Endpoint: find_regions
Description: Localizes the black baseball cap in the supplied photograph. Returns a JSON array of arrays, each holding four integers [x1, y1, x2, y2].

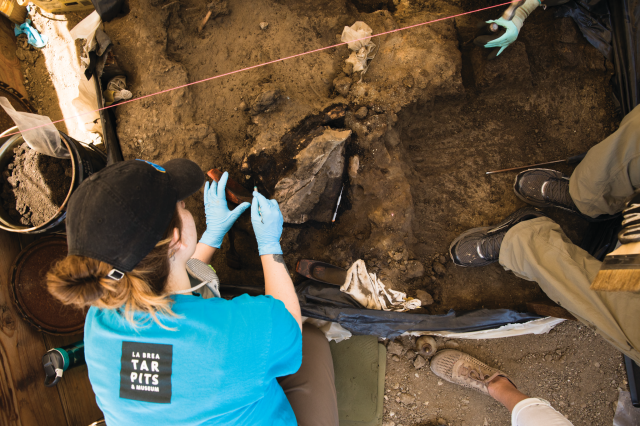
[[66, 159, 205, 272]]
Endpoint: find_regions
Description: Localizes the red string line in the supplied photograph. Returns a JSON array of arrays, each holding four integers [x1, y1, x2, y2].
[[3, 1, 513, 138]]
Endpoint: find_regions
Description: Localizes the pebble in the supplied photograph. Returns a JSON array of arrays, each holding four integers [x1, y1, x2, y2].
[[439, 255, 446, 264], [398, 393, 415, 405], [444, 341, 460, 349], [432, 262, 446, 276], [239, 101, 248, 111], [545, 354, 553, 362], [355, 106, 368, 120], [388, 342, 404, 356], [437, 380, 443, 386], [413, 355, 426, 369], [392, 382, 399, 390], [437, 418, 446, 425], [259, 22, 269, 29], [594, 362, 600, 368]]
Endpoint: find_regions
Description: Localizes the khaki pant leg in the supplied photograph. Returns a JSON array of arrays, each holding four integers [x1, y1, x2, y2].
[[499, 217, 640, 364], [278, 324, 339, 426], [569, 104, 640, 216]]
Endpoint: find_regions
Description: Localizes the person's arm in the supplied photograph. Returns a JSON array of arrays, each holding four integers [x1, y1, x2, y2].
[[252, 191, 302, 330], [192, 243, 216, 264], [262, 254, 302, 330]]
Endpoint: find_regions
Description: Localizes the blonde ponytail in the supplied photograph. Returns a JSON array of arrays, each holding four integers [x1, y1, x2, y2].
[[47, 208, 183, 329]]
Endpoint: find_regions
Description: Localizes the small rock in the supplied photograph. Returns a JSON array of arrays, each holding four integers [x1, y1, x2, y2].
[[382, 422, 395, 426], [392, 251, 403, 261], [414, 355, 426, 369], [399, 393, 415, 405], [594, 362, 600, 368], [239, 101, 248, 111], [406, 260, 425, 278], [437, 380, 443, 386], [402, 75, 414, 88], [333, 75, 352, 96], [392, 382, 400, 390], [556, 350, 562, 355], [354, 106, 368, 120], [437, 418, 446, 425], [343, 62, 354, 76], [387, 342, 404, 356], [348, 155, 360, 179], [251, 90, 280, 115], [439, 255, 446, 265], [430, 276, 437, 282], [445, 341, 460, 349], [545, 354, 552, 362], [415, 289, 434, 306], [392, 355, 400, 362], [432, 262, 446, 276], [259, 22, 269, 30]]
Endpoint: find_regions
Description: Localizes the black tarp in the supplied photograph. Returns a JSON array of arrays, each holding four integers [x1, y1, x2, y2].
[[297, 281, 543, 339]]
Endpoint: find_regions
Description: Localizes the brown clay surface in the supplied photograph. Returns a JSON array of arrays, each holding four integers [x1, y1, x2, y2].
[[1, 142, 71, 226]]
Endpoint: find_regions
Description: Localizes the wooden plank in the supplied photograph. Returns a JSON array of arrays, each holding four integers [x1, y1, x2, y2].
[[0, 15, 28, 98], [0, 229, 68, 425], [42, 333, 104, 426]]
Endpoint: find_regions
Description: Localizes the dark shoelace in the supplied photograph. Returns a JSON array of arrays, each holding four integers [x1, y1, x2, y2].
[[477, 233, 505, 261], [543, 178, 577, 210]]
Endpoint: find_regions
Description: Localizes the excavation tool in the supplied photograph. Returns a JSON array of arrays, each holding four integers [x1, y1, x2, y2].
[[485, 153, 586, 175], [590, 189, 640, 293]]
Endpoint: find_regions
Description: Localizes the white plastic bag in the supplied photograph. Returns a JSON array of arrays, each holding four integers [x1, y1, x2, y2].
[[70, 10, 101, 40], [341, 21, 373, 50], [72, 77, 101, 133], [0, 98, 69, 158], [341, 22, 376, 74], [70, 11, 102, 54]]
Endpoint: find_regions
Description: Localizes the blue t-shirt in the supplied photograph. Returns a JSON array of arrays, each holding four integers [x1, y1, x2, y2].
[[84, 294, 302, 425]]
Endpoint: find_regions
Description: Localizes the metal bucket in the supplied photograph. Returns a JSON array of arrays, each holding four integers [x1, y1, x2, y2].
[[10, 235, 86, 335], [0, 126, 106, 234]]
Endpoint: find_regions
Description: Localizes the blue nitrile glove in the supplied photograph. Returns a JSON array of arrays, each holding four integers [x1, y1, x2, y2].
[[251, 191, 283, 256], [199, 172, 250, 248], [483, 18, 518, 57]]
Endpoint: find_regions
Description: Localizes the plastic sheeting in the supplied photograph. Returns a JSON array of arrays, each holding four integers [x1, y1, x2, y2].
[[555, 0, 639, 116], [297, 280, 543, 340], [609, 0, 640, 116]]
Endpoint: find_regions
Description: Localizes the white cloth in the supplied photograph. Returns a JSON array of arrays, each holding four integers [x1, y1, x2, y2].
[[340, 259, 421, 312], [512, 398, 574, 426]]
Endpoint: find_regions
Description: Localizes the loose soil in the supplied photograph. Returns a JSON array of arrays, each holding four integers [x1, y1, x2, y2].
[[20, 0, 629, 424], [1, 142, 71, 226]]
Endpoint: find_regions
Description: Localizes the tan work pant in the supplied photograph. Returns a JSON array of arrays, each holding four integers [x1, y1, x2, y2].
[[499, 104, 640, 364]]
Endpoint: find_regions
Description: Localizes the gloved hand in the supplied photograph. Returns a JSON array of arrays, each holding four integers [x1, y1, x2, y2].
[[483, 18, 518, 57], [199, 172, 250, 249], [480, 0, 540, 57], [251, 191, 283, 256]]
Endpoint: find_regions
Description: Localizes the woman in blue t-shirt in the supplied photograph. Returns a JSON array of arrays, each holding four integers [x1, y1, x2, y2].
[[47, 159, 338, 425]]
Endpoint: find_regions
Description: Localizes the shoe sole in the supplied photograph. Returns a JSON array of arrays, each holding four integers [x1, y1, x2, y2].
[[449, 208, 544, 267]]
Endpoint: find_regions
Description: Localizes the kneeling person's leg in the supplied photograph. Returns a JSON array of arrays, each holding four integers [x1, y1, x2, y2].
[[278, 323, 339, 426], [499, 217, 640, 363]]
